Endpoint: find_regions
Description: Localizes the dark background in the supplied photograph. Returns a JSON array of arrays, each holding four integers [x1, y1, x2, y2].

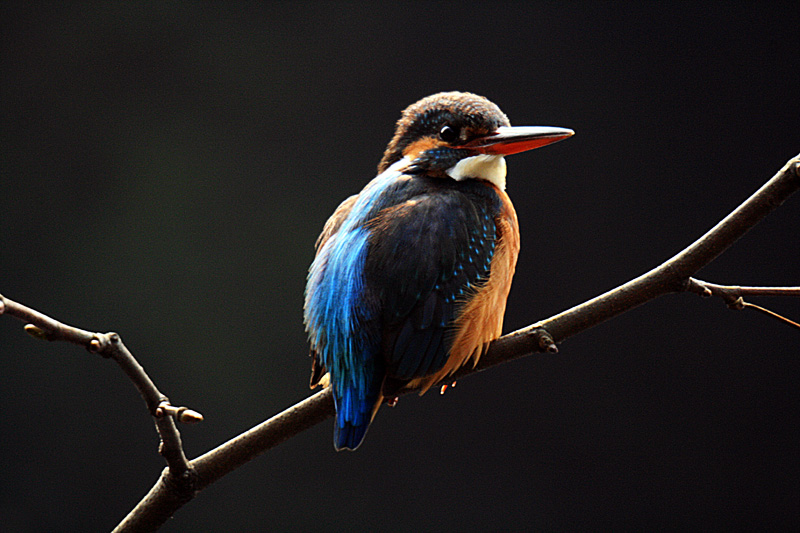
[[1, 2, 798, 531]]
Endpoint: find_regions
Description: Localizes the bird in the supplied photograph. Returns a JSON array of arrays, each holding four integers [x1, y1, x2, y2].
[[304, 91, 573, 450]]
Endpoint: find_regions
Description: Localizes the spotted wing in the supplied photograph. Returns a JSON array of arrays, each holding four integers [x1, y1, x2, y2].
[[364, 186, 500, 383]]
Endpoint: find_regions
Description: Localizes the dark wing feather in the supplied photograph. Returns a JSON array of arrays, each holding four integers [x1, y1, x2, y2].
[[364, 187, 498, 381]]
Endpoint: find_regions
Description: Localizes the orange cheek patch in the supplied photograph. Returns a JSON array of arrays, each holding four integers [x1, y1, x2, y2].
[[402, 136, 445, 160]]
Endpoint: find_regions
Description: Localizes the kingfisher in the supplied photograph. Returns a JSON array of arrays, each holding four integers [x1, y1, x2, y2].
[[304, 91, 573, 450]]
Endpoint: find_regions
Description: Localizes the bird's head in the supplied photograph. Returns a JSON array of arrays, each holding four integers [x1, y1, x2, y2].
[[378, 91, 573, 190]]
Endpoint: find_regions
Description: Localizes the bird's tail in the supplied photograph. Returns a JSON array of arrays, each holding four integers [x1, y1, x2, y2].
[[333, 381, 383, 451], [334, 417, 370, 451]]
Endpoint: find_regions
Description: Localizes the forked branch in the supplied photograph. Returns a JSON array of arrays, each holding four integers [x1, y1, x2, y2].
[[687, 278, 800, 329], [0, 295, 201, 479]]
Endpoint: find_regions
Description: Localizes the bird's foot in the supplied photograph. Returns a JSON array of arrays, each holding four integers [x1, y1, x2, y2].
[[440, 381, 457, 395], [317, 372, 331, 389]]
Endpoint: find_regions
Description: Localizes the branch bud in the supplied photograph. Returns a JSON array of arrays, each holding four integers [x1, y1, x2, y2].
[[24, 324, 50, 341]]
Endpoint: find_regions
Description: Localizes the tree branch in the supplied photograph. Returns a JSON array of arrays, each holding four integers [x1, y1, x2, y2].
[[687, 278, 800, 302], [686, 278, 800, 329], [0, 295, 201, 479], [4, 154, 798, 532], [472, 153, 800, 373]]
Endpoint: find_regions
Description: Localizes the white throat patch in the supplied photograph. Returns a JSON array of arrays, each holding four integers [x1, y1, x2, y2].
[[446, 154, 507, 190]]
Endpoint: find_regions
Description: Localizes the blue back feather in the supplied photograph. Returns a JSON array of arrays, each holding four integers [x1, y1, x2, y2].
[[304, 166, 405, 450]]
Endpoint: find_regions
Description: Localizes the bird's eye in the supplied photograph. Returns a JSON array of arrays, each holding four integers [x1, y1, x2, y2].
[[438, 124, 459, 143]]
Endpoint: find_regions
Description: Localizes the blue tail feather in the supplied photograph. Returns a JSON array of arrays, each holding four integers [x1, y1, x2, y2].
[[333, 389, 375, 450], [333, 371, 383, 451], [334, 418, 371, 451]]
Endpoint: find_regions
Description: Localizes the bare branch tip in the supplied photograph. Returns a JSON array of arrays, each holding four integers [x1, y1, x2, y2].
[[741, 301, 800, 331], [180, 409, 204, 424]]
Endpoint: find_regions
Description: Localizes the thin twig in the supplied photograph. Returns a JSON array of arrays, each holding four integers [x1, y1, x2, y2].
[[686, 278, 800, 329], [0, 294, 199, 479], [741, 301, 800, 330], [687, 278, 800, 302]]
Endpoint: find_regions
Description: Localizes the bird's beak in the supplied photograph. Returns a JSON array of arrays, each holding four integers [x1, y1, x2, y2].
[[463, 126, 574, 156]]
